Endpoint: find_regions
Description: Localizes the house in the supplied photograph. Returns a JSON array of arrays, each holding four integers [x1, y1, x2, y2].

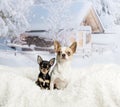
[[67, 1, 104, 51], [73, 2, 104, 34], [26, 1, 105, 54], [6, 32, 54, 52]]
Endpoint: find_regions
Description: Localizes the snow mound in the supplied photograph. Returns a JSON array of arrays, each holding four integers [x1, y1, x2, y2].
[[0, 64, 120, 107]]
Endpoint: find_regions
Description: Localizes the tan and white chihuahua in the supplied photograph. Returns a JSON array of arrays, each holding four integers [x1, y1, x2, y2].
[[50, 41, 77, 90]]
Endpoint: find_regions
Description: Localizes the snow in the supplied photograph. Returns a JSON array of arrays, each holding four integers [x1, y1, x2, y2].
[[0, 35, 120, 107], [1, 31, 120, 107], [0, 0, 34, 37], [87, 0, 117, 29], [1, 0, 120, 106], [1, 62, 120, 107], [1, 17, 120, 106], [0, 51, 36, 67]]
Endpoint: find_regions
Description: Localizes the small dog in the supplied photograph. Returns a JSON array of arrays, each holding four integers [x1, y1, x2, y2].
[[50, 41, 77, 90], [36, 55, 55, 90]]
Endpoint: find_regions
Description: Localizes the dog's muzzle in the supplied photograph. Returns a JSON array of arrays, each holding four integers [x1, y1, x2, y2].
[[62, 54, 66, 59]]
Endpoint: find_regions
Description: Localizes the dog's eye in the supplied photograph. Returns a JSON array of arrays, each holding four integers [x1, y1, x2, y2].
[[57, 51, 61, 55], [40, 65, 44, 68], [67, 51, 71, 56]]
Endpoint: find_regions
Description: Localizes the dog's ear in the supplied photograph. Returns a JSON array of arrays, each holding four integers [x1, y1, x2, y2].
[[54, 41, 61, 52], [49, 58, 55, 66], [69, 42, 77, 53], [37, 55, 43, 64]]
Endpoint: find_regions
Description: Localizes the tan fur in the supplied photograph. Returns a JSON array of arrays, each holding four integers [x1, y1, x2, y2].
[[45, 80, 50, 83], [50, 41, 77, 90], [39, 78, 44, 82], [40, 68, 49, 75], [54, 41, 61, 52], [49, 58, 55, 66], [55, 41, 77, 62], [39, 78, 50, 83], [54, 78, 68, 89], [38, 78, 50, 86], [69, 42, 77, 53], [54, 41, 77, 55], [65, 47, 73, 55]]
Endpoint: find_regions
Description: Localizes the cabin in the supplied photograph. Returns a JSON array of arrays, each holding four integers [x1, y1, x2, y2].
[[25, 1, 105, 54], [66, 1, 104, 54]]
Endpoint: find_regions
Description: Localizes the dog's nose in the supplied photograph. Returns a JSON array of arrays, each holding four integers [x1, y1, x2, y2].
[[62, 54, 66, 58]]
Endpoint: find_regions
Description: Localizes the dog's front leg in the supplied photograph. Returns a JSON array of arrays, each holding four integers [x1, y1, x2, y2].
[[35, 79, 39, 86]]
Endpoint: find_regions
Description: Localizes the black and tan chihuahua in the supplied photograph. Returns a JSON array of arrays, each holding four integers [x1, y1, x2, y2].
[[36, 55, 55, 90]]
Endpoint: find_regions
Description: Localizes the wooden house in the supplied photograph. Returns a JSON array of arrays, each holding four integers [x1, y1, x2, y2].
[[26, 1, 104, 54]]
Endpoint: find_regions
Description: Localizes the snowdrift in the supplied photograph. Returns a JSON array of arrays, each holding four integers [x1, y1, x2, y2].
[[0, 64, 120, 107]]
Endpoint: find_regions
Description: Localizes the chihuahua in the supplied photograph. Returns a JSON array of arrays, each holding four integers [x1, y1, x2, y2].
[[36, 55, 55, 90], [50, 41, 77, 90]]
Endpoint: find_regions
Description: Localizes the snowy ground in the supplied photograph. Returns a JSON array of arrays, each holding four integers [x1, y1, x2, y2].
[[1, 55, 120, 107], [0, 33, 120, 107], [1, 0, 120, 106]]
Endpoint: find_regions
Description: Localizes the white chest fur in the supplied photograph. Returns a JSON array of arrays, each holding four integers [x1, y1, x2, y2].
[[52, 61, 72, 81]]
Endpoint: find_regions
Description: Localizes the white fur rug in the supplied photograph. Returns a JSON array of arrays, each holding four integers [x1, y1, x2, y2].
[[0, 64, 120, 107]]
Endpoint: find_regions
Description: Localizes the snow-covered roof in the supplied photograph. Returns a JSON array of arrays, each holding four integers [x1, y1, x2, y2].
[[69, 1, 92, 25], [27, 1, 102, 31]]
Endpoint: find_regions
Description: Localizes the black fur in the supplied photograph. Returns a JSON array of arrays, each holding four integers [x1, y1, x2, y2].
[[36, 56, 55, 90], [36, 73, 50, 89]]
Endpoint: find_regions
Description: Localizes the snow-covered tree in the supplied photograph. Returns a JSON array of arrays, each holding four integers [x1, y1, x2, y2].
[[87, 0, 118, 28], [0, 0, 34, 37]]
